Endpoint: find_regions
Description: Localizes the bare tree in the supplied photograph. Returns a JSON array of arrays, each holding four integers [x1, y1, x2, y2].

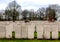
[[22, 10, 29, 20], [46, 7, 56, 21], [5, 1, 21, 21]]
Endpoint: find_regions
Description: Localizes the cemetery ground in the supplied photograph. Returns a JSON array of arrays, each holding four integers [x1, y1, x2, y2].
[[0, 39, 60, 42]]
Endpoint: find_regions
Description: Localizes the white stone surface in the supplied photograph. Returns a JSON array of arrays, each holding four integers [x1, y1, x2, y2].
[[28, 22, 35, 39], [51, 24, 58, 39], [21, 22, 28, 38], [36, 23, 43, 39], [44, 24, 51, 39], [6, 22, 13, 38], [0, 21, 59, 39], [14, 22, 22, 38], [0, 22, 6, 38]]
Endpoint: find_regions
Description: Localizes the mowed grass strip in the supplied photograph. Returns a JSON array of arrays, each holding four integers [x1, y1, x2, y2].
[[0, 39, 60, 42]]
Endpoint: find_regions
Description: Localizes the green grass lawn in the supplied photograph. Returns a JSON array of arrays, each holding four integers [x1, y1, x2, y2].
[[0, 39, 60, 42], [58, 32, 60, 39]]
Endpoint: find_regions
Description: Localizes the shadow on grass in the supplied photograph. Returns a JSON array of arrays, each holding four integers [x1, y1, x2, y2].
[[0, 38, 60, 40]]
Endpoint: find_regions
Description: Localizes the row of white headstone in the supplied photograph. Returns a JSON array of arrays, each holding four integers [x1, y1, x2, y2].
[[0, 21, 60, 39]]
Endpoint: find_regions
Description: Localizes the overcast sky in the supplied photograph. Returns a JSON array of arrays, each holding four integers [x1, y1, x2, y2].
[[0, 0, 60, 11]]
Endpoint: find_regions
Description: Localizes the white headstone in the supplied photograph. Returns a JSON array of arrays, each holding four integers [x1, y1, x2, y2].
[[28, 22, 35, 39], [21, 22, 28, 38], [6, 22, 13, 38], [44, 24, 51, 39], [36, 23, 43, 39], [14, 22, 22, 38], [51, 24, 58, 39]]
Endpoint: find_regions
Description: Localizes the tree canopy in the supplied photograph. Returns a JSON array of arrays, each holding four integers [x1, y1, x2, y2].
[[5, 1, 21, 21]]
